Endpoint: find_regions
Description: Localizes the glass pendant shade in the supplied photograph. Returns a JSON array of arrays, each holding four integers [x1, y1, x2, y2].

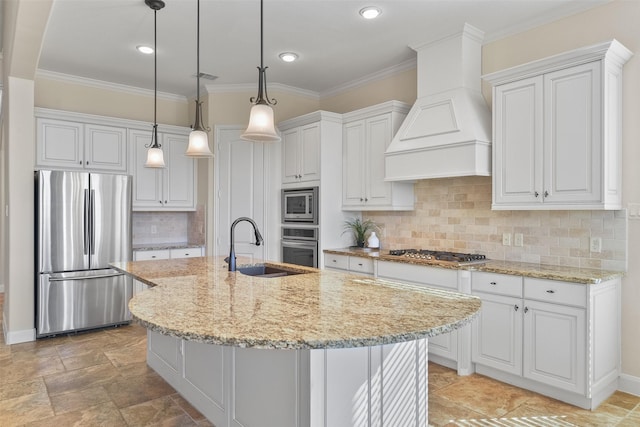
[[241, 103, 280, 142], [186, 129, 213, 157], [145, 146, 165, 168]]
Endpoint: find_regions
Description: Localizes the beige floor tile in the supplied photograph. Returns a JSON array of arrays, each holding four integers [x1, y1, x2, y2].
[[0, 354, 66, 383], [104, 371, 177, 409], [104, 340, 148, 367], [48, 385, 112, 415], [60, 348, 111, 371], [120, 395, 197, 426], [44, 362, 121, 395], [170, 393, 207, 421], [605, 391, 640, 411], [0, 377, 47, 402], [434, 373, 535, 418], [428, 394, 486, 426], [0, 390, 54, 427], [428, 362, 464, 391], [23, 401, 127, 427]]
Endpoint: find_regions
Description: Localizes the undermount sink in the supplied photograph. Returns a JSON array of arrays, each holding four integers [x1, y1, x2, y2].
[[237, 264, 306, 278]]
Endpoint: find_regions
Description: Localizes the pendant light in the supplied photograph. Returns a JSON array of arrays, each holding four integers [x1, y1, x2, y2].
[[240, 0, 281, 142], [144, 0, 166, 168], [185, 0, 214, 157]]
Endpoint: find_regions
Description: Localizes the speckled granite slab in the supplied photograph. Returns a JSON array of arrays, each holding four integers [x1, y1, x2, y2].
[[132, 243, 204, 251], [324, 248, 624, 284], [111, 257, 481, 350]]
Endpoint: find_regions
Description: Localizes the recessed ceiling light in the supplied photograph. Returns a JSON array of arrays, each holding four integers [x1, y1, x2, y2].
[[136, 45, 154, 55], [279, 52, 298, 63], [359, 6, 381, 20]]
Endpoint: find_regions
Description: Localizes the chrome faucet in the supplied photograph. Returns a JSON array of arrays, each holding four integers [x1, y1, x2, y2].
[[228, 217, 264, 272]]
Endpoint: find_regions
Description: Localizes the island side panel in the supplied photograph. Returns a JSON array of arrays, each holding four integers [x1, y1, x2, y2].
[[147, 330, 429, 427]]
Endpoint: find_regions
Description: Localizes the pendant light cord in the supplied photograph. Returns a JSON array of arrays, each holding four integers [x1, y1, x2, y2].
[[196, 0, 200, 103]]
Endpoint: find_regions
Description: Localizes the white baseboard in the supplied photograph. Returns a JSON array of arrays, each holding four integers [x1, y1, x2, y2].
[[619, 373, 640, 397], [2, 311, 36, 345]]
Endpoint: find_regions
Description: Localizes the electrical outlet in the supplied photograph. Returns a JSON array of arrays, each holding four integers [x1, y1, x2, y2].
[[590, 237, 602, 253], [151, 225, 158, 235], [514, 233, 524, 247], [502, 233, 512, 246]]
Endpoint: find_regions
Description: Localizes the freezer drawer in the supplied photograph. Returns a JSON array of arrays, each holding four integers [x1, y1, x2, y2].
[[37, 269, 133, 337]]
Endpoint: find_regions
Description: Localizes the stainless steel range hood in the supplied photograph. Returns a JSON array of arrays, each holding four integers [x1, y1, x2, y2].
[[385, 23, 492, 181]]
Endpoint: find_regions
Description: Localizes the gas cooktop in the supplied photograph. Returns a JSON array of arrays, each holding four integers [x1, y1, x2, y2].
[[387, 249, 488, 265]]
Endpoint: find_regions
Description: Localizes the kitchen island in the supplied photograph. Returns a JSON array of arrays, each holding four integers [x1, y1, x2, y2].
[[112, 256, 481, 427]]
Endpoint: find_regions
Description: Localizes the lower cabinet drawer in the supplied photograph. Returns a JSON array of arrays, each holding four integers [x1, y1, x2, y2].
[[348, 257, 374, 275], [170, 247, 204, 259], [324, 254, 349, 270], [472, 271, 523, 297], [134, 249, 171, 261], [524, 278, 587, 307]]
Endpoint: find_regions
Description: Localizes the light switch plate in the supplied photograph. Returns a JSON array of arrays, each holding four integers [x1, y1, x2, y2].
[[502, 233, 512, 246], [590, 237, 602, 253], [514, 233, 524, 247]]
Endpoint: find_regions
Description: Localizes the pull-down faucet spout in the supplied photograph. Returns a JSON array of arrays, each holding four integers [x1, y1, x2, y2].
[[228, 217, 264, 272]]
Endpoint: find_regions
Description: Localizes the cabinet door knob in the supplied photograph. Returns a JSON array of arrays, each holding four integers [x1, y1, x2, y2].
[[79, 160, 83, 165], [544, 191, 549, 198], [159, 201, 163, 204], [86, 161, 89, 165], [164, 200, 168, 204], [534, 191, 539, 198], [360, 198, 364, 202], [514, 304, 519, 311], [364, 198, 368, 202], [524, 307, 529, 313]]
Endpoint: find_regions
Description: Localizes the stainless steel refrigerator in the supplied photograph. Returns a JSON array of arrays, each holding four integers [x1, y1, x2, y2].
[[35, 170, 133, 337]]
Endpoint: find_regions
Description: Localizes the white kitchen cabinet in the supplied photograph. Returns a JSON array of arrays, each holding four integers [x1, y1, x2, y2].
[[130, 129, 197, 211], [132, 247, 204, 295], [471, 272, 523, 377], [36, 117, 127, 172], [472, 271, 620, 409], [324, 253, 374, 276], [376, 260, 471, 374], [342, 101, 414, 211], [485, 40, 631, 210], [281, 122, 321, 184]]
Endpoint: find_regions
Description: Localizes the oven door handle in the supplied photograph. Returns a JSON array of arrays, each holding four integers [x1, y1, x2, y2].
[[282, 240, 317, 247]]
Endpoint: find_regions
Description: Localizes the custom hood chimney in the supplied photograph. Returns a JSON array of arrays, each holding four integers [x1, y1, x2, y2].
[[385, 23, 492, 181]]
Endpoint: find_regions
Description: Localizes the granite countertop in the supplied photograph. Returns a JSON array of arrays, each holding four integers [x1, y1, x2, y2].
[[324, 248, 624, 284], [132, 243, 204, 251], [111, 256, 481, 350]]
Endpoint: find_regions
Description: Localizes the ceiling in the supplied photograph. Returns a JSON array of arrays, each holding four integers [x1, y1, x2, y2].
[[38, 0, 609, 98]]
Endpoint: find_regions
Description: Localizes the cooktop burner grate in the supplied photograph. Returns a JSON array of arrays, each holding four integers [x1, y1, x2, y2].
[[388, 249, 487, 264]]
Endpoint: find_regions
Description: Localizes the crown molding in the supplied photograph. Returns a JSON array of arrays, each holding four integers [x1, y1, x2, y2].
[[205, 82, 320, 100], [36, 69, 188, 103], [319, 57, 416, 99]]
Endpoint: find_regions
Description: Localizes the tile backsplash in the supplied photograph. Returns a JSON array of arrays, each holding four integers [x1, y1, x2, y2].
[[133, 205, 206, 246], [367, 177, 627, 271]]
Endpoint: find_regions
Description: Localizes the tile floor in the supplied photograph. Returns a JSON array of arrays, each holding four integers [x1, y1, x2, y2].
[[1, 293, 639, 426]]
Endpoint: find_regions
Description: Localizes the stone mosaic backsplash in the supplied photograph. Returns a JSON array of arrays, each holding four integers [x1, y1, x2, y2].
[[132, 205, 205, 246], [367, 176, 627, 271]]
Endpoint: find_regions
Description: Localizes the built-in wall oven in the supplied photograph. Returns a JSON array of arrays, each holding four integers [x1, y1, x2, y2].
[[281, 226, 318, 268]]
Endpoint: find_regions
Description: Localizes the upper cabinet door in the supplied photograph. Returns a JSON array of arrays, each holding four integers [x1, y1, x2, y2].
[[544, 62, 602, 205], [36, 118, 85, 170], [163, 133, 196, 209], [282, 128, 301, 184], [365, 114, 393, 207], [84, 124, 127, 172], [129, 129, 163, 209], [493, 76, 543, 206], [342, 120, 366, 208], [299, 123, 321, 182]]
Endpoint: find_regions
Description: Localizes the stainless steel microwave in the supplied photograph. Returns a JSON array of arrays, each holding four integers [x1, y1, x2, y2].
[[282, 187, 318, 224]]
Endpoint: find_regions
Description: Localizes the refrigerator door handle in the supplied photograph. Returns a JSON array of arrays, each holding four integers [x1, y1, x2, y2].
[[84, 189, 90, 255], [48, 272, 124, 282], [90, 189, 96, 255]]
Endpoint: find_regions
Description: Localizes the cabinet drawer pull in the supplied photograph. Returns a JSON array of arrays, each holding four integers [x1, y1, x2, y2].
[[358, 263, 363, 266], [546, 289, 555, 294], [332, 259, 337, 263], [490, 281, 497, 286], [151, 255, 156, 259], [514, 304, 519, 311]]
